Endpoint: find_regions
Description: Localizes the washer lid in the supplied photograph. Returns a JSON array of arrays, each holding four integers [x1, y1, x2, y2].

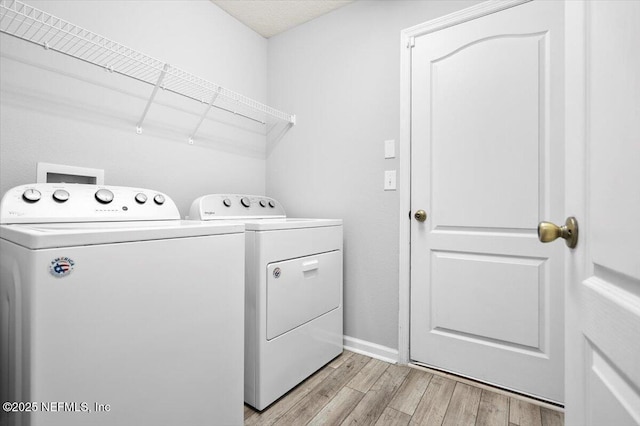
[[0, 220, 245, 249], [243, 218, 342, 231]]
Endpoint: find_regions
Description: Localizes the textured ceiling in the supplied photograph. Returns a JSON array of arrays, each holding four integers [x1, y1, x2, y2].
[[211, 0, 355, 38]]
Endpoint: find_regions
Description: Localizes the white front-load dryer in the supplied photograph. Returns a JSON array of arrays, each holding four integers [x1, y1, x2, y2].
[[189, 194, 343, 410], [0, 184, 245, 426]]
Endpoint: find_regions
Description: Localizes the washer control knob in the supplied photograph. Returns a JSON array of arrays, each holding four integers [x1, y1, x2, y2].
[[241, 197, 251, 208], [135, 193, 147, 204], [153, 194, 165, 205], [52, 189, 70, 203], [22, 188, 41, 203], [95, 189, 114, 204], [223, 198, 232, 207], [259, 200, 266, 207], [268, 200, 276, 208]]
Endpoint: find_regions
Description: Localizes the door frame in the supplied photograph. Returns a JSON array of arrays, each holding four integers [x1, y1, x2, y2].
[[563, 0, 587, 419], [397, 0, 532, 364]]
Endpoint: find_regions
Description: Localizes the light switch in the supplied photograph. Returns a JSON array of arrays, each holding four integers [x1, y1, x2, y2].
[[384, 170, 396, 191], [384, 140, 395, 159]]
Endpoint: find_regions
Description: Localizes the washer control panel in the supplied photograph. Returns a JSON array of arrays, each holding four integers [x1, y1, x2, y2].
[[189, 194, 286, 220], [0, 184, 180, 224]]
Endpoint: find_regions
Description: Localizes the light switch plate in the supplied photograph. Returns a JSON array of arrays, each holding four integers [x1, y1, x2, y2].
[[384, 170, 396, 190], [384, 139, 396, 159]]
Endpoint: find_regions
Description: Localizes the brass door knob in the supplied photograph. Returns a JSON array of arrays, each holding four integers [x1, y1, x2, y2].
[[538, 217, 578, 249], [414, 210, 427, 222]]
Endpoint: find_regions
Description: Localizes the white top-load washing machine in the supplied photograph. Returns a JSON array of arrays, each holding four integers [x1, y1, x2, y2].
[[188, 194, 343, 410], [0, 184, 245, 426]]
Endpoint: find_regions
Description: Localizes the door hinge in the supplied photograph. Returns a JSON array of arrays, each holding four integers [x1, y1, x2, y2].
[[407, 37, 415, 49]]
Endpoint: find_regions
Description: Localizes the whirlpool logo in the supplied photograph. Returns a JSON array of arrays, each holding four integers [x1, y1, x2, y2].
[[49, 257, 75, 278]]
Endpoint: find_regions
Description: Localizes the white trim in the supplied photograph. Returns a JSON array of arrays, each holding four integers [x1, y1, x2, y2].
[[402, 0, 531, 39], [343, 335, 399, 364], [564, 1, 588, 423], [397, 29, 412, 365], [397, 0, 533, 366]]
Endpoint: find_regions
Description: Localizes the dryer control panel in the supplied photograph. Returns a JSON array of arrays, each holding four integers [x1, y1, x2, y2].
[[189, 194, 286, 220], [0, 184, 180, 224]]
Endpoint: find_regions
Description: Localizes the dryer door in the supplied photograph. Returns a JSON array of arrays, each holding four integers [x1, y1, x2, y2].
[[266, 250, 341, 340]]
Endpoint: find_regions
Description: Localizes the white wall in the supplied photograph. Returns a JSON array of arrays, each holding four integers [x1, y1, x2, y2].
[[0, 0, 269, 215], [1, 0, 486, 354], [267, 0, 480, 350]]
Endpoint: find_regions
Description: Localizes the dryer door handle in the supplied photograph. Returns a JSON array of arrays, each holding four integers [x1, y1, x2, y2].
[[302, 260, 319, 272]]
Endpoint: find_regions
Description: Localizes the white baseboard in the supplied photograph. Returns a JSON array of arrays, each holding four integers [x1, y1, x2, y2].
[[343, 335, 399, 364]]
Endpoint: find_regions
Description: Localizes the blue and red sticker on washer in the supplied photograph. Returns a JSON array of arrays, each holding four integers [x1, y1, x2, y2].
[[49, 257, 75, 278]]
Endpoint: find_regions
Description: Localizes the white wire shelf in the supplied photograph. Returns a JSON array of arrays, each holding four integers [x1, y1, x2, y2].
[[0, 0, 296, 140]]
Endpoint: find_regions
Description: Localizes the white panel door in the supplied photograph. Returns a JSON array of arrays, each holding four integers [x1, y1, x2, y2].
[[565, 1, 640, 424], [410, 1, 565, 402]]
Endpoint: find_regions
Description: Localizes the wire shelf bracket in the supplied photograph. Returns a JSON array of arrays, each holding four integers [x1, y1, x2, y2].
[[189, 89, 221, 145], [136, 63, 169, 135], [0, 0, 297, 139]]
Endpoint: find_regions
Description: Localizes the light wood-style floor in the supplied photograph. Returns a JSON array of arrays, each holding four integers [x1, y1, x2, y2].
[[244, 351, 564, 426]]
